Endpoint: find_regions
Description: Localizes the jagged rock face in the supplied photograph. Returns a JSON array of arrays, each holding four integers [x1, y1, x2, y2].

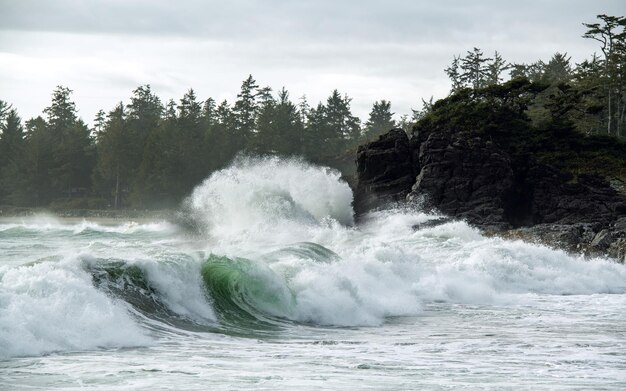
[[354, 128, 626, 260], [356, 128, 626, 228], [407, 130, 514, 229], [354, 129, 415, 212], [529, 170, 626, 226]]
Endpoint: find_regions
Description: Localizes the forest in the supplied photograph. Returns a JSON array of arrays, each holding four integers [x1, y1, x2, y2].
[[0, 14, 624, 210]]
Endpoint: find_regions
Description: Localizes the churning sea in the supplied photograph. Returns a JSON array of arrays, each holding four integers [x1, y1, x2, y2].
[[1, 157, 625, 390]]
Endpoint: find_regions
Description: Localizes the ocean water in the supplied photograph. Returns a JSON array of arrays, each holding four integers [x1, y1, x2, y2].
[[1, 157, 625, 390]]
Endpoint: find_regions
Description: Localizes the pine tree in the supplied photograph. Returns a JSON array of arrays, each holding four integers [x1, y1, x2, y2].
[[21, 117, 53, 206], [445, 55, 463, 92], [583, 14, 626, 136], [460, 48, 492, 89], [325, 90, 360, 142], [126, 85, 163, 178], [543, 52, 573, 84], [363, 100, 395, 140], [177, 89, 208, 190], [303, 103, 329, 162], [233, 75, 259, 151], [42, 86, 95, 201], [0, 109, 25, 204], [254, 87, 304, 155], [95, 103, 130, 208], [486, 51, 509, 86]]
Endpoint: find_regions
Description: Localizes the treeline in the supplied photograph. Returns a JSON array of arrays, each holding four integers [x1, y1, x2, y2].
[[0, 78, 396, 208], [442, 14, 626, 137], [0, 14, 623, 209]]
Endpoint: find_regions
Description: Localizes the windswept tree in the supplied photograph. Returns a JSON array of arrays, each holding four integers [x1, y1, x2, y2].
[[445, 55, 463, 93], [583, 14, 626, 136], [460, 48, 492, 89], [486, 51, 509, 86], [446, 49, 507, 91]]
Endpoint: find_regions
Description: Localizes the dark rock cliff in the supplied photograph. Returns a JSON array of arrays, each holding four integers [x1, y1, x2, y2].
[[355, 128, 626, 261], [354, 79, 626, 262]]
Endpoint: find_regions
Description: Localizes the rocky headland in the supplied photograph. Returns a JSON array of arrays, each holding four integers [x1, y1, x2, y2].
[[355, 80, 626, 262]]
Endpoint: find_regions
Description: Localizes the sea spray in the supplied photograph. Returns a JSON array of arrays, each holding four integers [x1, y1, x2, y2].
[[2, 157, 626, 360], [184, 156, 354, 246], [0, 259, 150, 358], [182, 157, 626, 324]]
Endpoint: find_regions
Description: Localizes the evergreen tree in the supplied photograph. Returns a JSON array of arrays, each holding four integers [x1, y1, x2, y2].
[[303, 103, 330, 162], [233, 75, 259, 151], [486, 51, 509, 86], [21, 117, 53, 206], [0, 109, 25, 204], [298, 95, 310, 125], [254, 87, 304, 155], [460, 48, 492, 89], [126, 84, 163, 179], [176, 89, 207, 190], [445, 55, 463, 92], [211, 99, 236, 167], [583, 14, 626, 136], [325, 90, 360, 143], [571, 54, 606, 134], [543, 52, 573, 84], [94, 103, 131, 208], [93, 109, 106, 134], [363, 100, 395, 140], [133, 100, 181, 206], [42, 86, 95, 201], [202, 97, 217, 129]]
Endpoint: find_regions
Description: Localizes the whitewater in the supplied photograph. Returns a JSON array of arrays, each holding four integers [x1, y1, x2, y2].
[[1, 157, 625, 390]]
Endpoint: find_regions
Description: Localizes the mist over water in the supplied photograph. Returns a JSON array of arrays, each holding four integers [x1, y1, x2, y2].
[[1, 157, 625, 389]]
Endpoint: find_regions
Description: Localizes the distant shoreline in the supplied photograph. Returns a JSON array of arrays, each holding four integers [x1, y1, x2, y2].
[[0, 205, 175, 221]]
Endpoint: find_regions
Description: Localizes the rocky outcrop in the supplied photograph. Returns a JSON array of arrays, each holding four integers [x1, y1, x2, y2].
[[355, 128, 626, 261], [502, 218, 626, 262], [406, 130, 515, 230], [354, 129, 415, 213]]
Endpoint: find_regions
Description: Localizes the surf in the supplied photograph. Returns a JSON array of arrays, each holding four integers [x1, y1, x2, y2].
[[1, 156, 626, 359]]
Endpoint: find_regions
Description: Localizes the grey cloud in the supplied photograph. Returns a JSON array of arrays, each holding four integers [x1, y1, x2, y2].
[[3, 1, 621, 42], [1, 0, 624, 124]]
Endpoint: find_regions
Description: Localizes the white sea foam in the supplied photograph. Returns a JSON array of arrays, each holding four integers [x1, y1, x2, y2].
[[136, 256, 217, 323], [186, 156, 354, 246], [0, 259, 151, 358], [184, 157, 626, 326], [0, 216, 176, 235], [2, 157, 626, 358]]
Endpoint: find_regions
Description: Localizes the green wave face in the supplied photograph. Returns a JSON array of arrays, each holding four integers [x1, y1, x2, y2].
[[201, 255, 296, 328], [82, 243, 341, 335]]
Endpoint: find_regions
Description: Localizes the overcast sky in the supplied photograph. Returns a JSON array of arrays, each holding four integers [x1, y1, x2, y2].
[[1, 0, 624, 124]]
